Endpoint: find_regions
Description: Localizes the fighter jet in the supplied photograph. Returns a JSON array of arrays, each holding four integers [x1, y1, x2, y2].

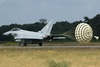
[[3, 21, 55, 46]]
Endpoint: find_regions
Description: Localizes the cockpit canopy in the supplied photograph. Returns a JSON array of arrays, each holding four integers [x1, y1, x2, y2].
[[10, 28, 21, 31]]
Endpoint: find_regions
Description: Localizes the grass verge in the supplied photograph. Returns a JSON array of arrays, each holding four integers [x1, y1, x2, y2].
[[0, 48, 100, 67]]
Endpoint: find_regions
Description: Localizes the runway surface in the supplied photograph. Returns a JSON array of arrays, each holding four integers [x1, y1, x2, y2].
[[0, 46, 100, 49]]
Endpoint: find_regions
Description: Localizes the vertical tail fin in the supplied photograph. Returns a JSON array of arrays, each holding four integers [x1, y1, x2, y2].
[[38, 20, 55, 35]]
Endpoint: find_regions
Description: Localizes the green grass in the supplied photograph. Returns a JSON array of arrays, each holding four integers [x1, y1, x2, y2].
[[0, 41, 17, 46], [48, 60, 69, 67]]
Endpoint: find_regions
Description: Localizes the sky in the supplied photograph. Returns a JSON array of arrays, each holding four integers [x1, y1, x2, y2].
[[0, 0, 100, 25]]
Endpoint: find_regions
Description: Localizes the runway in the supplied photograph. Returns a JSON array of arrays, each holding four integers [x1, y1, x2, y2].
[[0, 46, 100, 49]]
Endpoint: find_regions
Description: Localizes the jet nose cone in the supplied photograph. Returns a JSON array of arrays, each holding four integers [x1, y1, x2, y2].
[[3, 31, 11, 35], [3, 32, 8, 35]]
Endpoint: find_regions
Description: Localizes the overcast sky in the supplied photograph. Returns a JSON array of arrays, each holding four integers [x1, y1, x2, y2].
[[0, 0, 100, 25]]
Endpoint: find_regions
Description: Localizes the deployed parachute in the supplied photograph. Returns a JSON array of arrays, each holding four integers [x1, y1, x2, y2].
[[63, 23, 93, 43]]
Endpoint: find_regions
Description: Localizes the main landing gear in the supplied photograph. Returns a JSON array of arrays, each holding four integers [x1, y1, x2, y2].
[[18, 41, 42, 46], [39, 43, 42, 46]]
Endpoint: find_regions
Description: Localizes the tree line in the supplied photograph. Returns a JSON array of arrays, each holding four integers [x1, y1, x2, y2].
[[0, 14, 100, 41]]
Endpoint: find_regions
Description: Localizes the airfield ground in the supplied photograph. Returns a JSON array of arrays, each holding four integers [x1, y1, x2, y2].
[[0, 41, 100, 67]]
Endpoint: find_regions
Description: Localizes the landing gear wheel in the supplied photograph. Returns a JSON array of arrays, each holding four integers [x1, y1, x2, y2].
[[39, 43, 42, 46], [18, 42, 22, 46], [19, 43, 21, 46], [24, 42, 27, 46]]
